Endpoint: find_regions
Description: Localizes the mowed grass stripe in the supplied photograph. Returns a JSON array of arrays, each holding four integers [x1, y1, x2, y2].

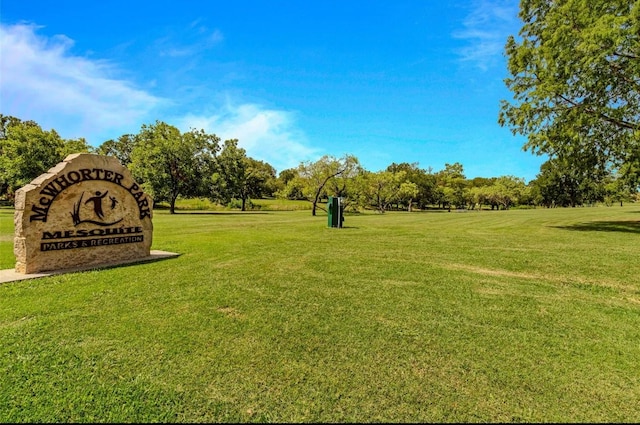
[[0, 205, 639, 422]]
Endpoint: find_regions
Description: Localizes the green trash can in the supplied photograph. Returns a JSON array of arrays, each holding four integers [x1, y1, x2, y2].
[[327, 196, 344, 228]]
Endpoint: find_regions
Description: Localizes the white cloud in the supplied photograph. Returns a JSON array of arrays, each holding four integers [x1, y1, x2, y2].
[[453, 0, 519, 70], [177, 103, 319, 172], [0, 23, 163, 143], [0, 23, 316, 172], [157, 25, 224, 57]]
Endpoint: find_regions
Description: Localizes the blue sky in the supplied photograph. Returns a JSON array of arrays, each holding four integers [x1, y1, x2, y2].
[[1, 0, 546, 181]]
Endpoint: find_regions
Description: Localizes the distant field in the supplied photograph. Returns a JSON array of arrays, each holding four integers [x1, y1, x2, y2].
[[1, 204, 639, 422], [155, 197, 314, 212]]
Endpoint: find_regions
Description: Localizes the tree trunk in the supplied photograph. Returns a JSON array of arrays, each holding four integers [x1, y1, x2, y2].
[[312, 192, 321, 216]]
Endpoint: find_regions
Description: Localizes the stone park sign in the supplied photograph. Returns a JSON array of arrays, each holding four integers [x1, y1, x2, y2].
[[14, 153, 153, 274]]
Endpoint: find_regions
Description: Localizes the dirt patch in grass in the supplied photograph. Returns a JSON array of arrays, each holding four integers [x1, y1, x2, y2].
[[442, 263, 552, 285], [217, 306, 244, 319], [444, 263, 540, 280], [441, 263, 638, 294], [0, 316, 35, 330]]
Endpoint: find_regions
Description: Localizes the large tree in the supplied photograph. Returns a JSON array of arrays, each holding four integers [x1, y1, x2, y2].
[[386, 162, 437, 211], [499, 0, 640, 183], [0, 115, 91, 200], [489, 176, 529, 210], [531, 155, 607, 207], [211, 139, 276, 211], [436, 162, 468, 209], [291, 154, 360, 216], [129, 122, 218, 214]]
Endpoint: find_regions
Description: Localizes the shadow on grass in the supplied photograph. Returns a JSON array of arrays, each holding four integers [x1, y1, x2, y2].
[[2, 252, 182, 284], [179, 211, 270, 215], [553, 220, 640, 233], [154, 210, 270, 215], [411, 208, 497, 213], [85, 252, 183, 272]]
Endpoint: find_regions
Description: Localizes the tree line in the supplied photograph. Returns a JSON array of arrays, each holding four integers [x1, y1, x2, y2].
[[1, 114, 637, 215], [499, 0, 639, 206], [0, 117, 276, 214]]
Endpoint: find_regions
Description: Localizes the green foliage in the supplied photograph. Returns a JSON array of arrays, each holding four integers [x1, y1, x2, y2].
[[500, 0, 640, 180], [3, 111, 636, 210], [276, 168, 306, 201], [355, 170, 415, 213], [531, 155, 609, 207], [278, 167, 298, 185], [96, 134, 136, 166], [0, 115, 92, 200], [436, 162, 468, 208], [2, 206, 640, 422], [210, 140, 276, 211], [491, 176, 529, 209], [293, 154, 360, 216], [129, 123, 219, 214], [386, 162, 437, 209]]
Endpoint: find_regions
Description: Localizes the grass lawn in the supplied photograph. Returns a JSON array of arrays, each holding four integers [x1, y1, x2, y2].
[[1, 204, 639, 422]]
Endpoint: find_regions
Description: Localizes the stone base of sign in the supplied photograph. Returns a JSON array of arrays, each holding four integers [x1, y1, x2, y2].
[[14, 153, 154, 274], [0, 250, 179, 284]]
